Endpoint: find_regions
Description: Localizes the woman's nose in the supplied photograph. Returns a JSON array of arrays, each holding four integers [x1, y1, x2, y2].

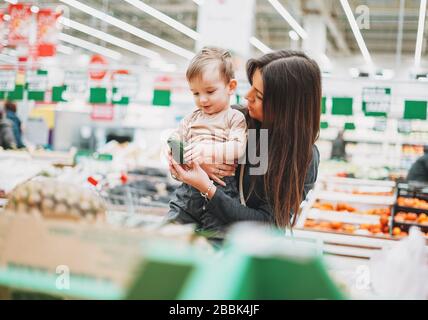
[[244, 90, 254, 102]]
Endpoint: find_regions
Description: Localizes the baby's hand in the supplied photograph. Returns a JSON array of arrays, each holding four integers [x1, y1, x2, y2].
[[184, 143, 212, 164]]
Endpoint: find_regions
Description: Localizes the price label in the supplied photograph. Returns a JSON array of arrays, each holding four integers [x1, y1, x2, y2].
[[0, 70, 16, 91]]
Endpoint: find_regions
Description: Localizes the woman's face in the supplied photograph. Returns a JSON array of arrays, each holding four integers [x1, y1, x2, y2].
[[245, 68, 264, 122]]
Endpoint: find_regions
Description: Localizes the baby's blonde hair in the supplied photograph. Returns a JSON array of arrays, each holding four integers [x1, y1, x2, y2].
[[186, 46, 235, 84]]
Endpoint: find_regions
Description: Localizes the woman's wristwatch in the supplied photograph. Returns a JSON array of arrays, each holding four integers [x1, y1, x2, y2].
[[200, 180, 215, 199]]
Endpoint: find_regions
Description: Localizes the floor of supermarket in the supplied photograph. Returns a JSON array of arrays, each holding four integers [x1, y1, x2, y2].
[[1, 0, 428, 301]]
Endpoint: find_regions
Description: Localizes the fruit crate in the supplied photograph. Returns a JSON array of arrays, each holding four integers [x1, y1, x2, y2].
[[391, 182, 428, 237]]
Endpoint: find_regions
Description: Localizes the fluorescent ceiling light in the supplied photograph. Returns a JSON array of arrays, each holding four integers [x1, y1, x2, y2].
[[340, 0, 372, 65], [288, 30, 299, 41], [249, 37, 272, 54], [5, 0, 18, 4], [30, 5, 39, 13], [123, 0, 200, 41], [193, 0, 204, 5], [59, 33, 122, 60], [59, 17, 159, 60], [268, 0, 308, 39], [57, 44, 74, 55], [59, 0, 194, 59], [415, 0, 427, 68]]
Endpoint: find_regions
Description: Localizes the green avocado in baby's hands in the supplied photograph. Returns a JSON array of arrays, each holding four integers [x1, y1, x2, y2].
[[167, 137, 187, 164]]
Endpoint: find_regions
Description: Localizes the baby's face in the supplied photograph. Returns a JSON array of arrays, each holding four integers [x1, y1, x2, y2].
[[189, 64, 235, 115]]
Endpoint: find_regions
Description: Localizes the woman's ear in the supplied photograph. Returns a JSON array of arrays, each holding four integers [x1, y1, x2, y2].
[[228, 79, 237, 95]]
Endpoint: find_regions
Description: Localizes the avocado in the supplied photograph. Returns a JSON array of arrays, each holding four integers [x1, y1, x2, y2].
[[167, 137, 187, 164]]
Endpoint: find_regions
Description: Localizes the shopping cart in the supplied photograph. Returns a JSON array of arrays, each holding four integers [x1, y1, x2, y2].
[[90, 173, 171, 228]]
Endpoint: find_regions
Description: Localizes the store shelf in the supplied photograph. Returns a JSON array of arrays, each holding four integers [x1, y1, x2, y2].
[[316, 191, 395, 205], [306, 209, 381, 225]]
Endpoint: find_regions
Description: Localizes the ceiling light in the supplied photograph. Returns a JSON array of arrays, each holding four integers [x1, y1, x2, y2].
[[59, 0, 194, 59], [59, 33, 122, 60], [268, 0, 308, 39], [30, 6, 40, 14], [340, 0, 372, 66], [124, 0, 200, 40], [249, 37, 272, 54], [415, 0, 427, 68], [349, 68, 359, 78], [288, 30, 299, 41], [5, 0, 18, 4], [193, 0, 204, 5], [59, 17, 158, 60]]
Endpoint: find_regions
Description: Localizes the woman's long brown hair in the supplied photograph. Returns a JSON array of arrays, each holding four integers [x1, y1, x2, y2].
[[246, 50, 321, 229]]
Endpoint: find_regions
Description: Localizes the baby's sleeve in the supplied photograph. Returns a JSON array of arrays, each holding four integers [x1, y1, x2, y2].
[[170, 113, 192, 141], [228, 110, 248, 158]]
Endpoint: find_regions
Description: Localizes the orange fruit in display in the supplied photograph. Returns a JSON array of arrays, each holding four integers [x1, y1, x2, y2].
[[343, 224, 356, 233], [417, 213, 427, 223], [405, 213, 418, 221], [330, 221, 343, 229], [319, 221, 331, 229], [392, 227, 401, 236], [380, 215, 389, 226], [360, 223, 371, 230], [304, 219, 317, 228]]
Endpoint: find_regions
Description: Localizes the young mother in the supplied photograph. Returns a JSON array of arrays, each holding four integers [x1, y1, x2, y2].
[[168, 50, 321, 231]]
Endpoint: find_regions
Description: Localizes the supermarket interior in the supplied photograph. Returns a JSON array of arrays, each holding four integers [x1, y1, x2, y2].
[[0, 0, 428, 301]]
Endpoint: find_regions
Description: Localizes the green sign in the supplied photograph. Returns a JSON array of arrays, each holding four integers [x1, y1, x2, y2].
[[52, 86, 68, 102], [111, 87, 129, 105], [26, 70, 48, 101], [320, 121, 328, 129], [344, 122, 356, 130], [362, 87, 391, 117], [6, 84, 24, 100], [321, 97, 326, 114], [89, 87, 108, 104], [332, 97, 353, 115], [152, 89, 171, 107], [403, 100, 427, 120]]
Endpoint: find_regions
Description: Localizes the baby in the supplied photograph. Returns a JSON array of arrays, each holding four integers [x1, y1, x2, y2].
[[167, 47, 247, 231]]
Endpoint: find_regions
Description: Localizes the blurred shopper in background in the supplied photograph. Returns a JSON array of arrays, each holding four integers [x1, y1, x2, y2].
[[0, 108, 17, 150], [330, 129, 347, 161], [407, 145, 428, 183], [5, 101, 25, 149]]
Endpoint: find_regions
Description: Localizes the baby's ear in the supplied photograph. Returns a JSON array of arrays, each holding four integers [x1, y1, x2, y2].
[[228, 79, 237, 94]]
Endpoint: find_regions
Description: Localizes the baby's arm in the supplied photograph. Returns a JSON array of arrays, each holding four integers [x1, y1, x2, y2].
[[212, 111, 247, 164]]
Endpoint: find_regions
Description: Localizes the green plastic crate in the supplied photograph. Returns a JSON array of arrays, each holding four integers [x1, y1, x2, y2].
[[180, 253, 345, 300]]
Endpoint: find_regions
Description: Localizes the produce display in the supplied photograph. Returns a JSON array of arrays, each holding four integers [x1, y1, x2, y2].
[[303, 217, 393, 237], [312, 201, 391, 216], [297, 177, 402, 238], [5, 178, 106, 222], [392, 183, 428, 236]]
